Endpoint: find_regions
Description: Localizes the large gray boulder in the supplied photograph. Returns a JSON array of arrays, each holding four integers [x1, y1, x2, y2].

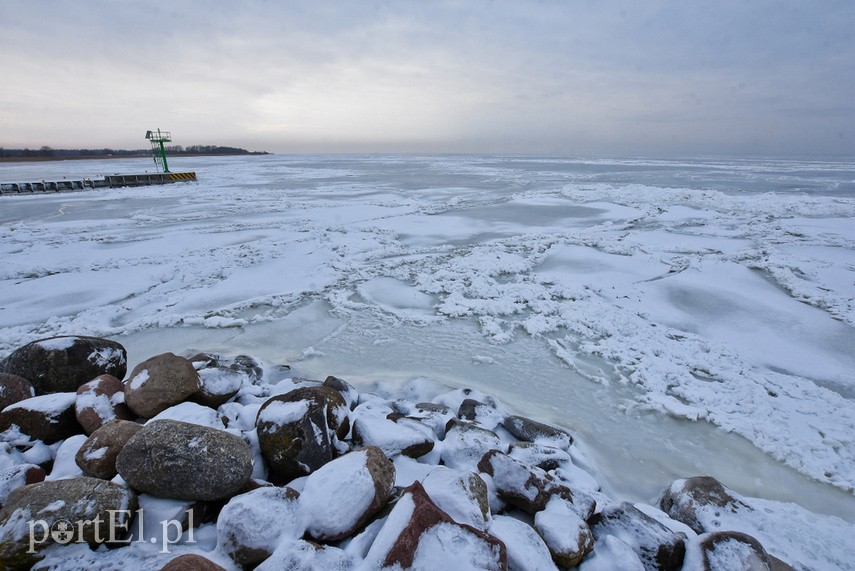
[[124, 353, 201, 418], [0, 336, 127, 395], [116, 419, 253, 501], [255, 386, 349, 484], [0, 477, 136, 567]]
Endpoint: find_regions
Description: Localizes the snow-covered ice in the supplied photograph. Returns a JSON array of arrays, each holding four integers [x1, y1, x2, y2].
[[2, 154, 854, 528]]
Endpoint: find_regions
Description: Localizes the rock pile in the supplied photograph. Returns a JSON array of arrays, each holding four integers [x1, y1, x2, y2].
[[0, 336, 803, 570]]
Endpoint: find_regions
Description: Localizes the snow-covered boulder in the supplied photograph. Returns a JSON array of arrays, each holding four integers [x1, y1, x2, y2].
[[589, 501, 686, 570], [217, 486, 304, 568], [75, 374, 133, 434], [0, 392, 81, 445], [442, 419, 505, 471], [302, 446, 395, 541], [490, 514, 557, 571], [534, 496, 595, 568], [192, 365, 245, 409], [478, 449, 587, 517], [394, 401, 456, 438], [659, 476, 849, 569], [124, 353, 201, 419], [0, 336, 127, 395], [502, 415, 573, 450], [75, 419, 142, 480], [508, 441, 572, 472], [352, 415, 435, 458], [0, 373, 34, 411], [255, 386, 349, 484], [148, 401, 227, 430], [682, 531, 792, 571], [458, 398, 507, 431], [422, 466, 491, 530], [0, 464, 45, 508], [659, 476, 746, 535], [323, 375, 360, 410], [256, 537, 354, 571], [363, 481, 507, 570], [0, 476, 136, 565], [116, 419, 252, 501]]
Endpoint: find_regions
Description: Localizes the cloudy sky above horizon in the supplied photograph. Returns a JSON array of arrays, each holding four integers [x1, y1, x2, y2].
[[2, 1, 853, 156]]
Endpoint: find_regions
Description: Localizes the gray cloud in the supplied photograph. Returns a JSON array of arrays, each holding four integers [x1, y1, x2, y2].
[[2, 0, 853, 155]]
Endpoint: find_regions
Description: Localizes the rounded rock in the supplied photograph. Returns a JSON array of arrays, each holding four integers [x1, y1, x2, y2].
[[0, 373, 35, 411], [124, 353, 201, 418], [116, 419, 253, 501], [75, 374, 134, 434], [75, 419, 143, 480], [0, 336, 127, 395], [255, 386, 349, 484]]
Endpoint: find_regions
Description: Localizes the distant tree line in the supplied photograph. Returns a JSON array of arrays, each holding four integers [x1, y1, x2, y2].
[[0, 145, 269, 159]]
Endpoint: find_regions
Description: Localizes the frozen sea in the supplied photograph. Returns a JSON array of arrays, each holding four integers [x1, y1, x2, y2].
[[2, 154, 854, 523]]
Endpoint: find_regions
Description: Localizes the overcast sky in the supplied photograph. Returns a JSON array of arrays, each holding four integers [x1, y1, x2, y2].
[[1, 1, 853, 156]]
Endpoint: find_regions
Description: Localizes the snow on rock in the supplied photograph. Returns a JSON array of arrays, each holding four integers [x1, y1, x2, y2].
[[255, 386, 350, 484], [0, 463, 45, 508], [124, 353, 201, 419], [422, 466, 491, 530], [0, 392, 81, 445], [457, 398, 507, 431], [301, 446, 395, 541], [578, 535, 646, 571], [362, 481, 506, 570], [441, 419, 505, 471], [477, 449, 584, 517], [0, 476, 137, 565], [217, 486, 304, 569], [660, 476, 855, 570], [45, 434, 86, 480], [392, 400, 456, 439], [588, 501, 687, 570], [502, 415, 573, 450], [256, 537, 354, 571], [534, 495, 595, 568], [489, 514, 558, 571], [193, 366, 246, 409], [0, 336, 127, 395], [74, 374, 133, 435], [682, 531, 787, 571], [75, 419, 142, 480], [508, 441, 572, 472], [352, 415, 435, 458], [148, 401, 227, 430]]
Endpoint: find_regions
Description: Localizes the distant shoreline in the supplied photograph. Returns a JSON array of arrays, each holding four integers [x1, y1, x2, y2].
[[0, 152, 270, 164]]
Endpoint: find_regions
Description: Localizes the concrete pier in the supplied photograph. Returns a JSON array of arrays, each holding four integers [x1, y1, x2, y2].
[[0, 172, 197, 195]]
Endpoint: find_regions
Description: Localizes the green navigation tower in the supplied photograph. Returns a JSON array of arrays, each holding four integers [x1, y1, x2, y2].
[[145, 129, 172, 173]]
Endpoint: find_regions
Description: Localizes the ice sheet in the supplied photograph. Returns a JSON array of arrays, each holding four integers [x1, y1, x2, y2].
[[2, 154, 854, 524]]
